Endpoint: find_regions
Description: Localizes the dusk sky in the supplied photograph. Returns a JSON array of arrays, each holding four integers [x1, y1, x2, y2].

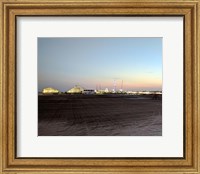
[[38, 37, 162, 92]]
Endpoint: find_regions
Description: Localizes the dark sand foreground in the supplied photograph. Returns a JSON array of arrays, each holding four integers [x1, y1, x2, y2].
[[38, 95, 162, 136]]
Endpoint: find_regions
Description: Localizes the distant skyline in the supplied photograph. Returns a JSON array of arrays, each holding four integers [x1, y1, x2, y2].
[[38, 37, 162, 92]]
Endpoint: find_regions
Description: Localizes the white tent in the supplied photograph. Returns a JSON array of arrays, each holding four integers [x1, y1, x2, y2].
[[67, 85, 84, 93], [42, 87, 59, 94]]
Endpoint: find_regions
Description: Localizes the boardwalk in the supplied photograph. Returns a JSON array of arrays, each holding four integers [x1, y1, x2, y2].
[[38, 95, 162, 136]]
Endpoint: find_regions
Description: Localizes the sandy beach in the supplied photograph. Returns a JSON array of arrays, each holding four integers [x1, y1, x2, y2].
[[38, 94, 162, 136]]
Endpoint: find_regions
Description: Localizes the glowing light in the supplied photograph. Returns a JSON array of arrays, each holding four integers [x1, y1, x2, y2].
[[67, 85, 84, 93], [42, 87, 59, 94]]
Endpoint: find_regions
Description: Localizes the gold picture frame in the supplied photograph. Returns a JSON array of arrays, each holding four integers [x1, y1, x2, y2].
[[0, 0, 199, 173]]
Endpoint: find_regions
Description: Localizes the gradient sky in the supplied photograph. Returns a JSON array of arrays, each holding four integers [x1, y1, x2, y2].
[[38, 37, 162, 92]]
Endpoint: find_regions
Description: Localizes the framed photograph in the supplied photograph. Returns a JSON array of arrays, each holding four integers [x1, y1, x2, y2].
[[37, 37, 163, 137], [0, 0, 199, 173]]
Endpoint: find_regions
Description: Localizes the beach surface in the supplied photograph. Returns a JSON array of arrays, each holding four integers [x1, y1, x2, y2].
[[38, 94, 162, 136]]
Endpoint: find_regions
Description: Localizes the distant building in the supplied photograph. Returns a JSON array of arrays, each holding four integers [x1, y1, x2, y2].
[[127, 91, 137, 95], [104, 88, 109, 93], [42, 87, 59, 94], [95, 88, 110, 94], [155, 91, 162, 94], [67, 85, 84, 94], [83, 89, 95, 94], [127, 91, 162, 95]]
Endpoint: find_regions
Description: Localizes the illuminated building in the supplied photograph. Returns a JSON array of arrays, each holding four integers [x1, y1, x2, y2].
[[42, 87, 59, 94], [95, 88, 110, 94], [104, 88, 109, 93], [83, 89, 95, 94], [67, 85, 84, 94]]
